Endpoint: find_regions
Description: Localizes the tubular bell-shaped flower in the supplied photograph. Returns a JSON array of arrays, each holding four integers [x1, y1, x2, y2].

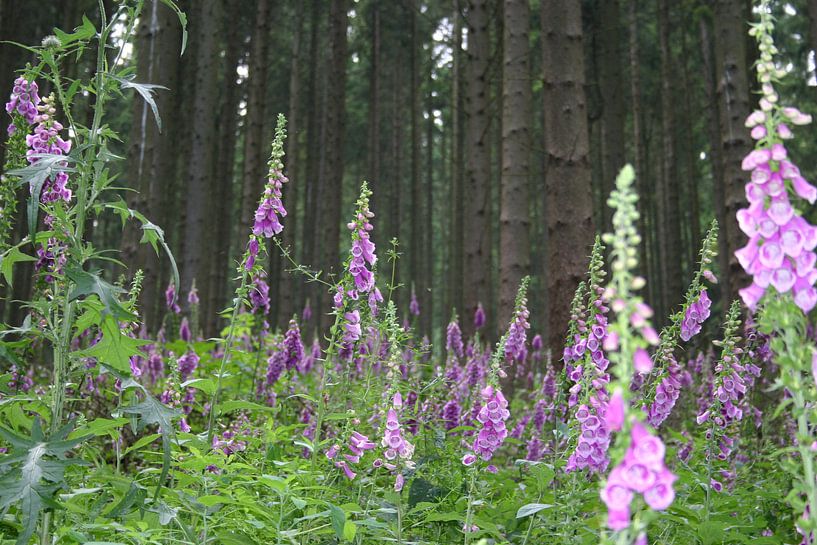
[[735, 11, 817, 313]]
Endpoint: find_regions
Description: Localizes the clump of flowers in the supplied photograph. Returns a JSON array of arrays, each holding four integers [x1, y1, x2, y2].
[[379, 392, 415, 491], [347, 182, 377, 294], [282, 319, 304, 370], [564, 239, 613, 474], [601, 422, 677, 530], [504, 288, 530, 363], [27, 94, 72, 204], [327, 430, 377, 480], [5, 76, 40, 131], [735, 8, 817, 313], [680, 289, 711, 342]]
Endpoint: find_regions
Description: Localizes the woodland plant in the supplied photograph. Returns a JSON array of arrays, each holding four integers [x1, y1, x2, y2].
[[0, 2, 814, 545]]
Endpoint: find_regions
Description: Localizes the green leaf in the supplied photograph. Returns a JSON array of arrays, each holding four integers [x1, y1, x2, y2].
[[67, 267, 134, 321], [109, 75, 167, 131], [159, 0, 188, 54], [53, 15, 96, 46], [329, 503, 346, 540], [83, 316, 148, 374], [105, 482, 146, 519], [343, 520, 357, 541], [104, 201, 179, 293], [515, 503, 553, 519], [0, 247, 36, 287], [0, 421, 89, 545], [118, 379, 180, 500], [698, 520, 727, 545], [7, 154, 76, 236], [70, 417, 129, 439], [181, 378, 216, 396], [220, 400, 276, 413]]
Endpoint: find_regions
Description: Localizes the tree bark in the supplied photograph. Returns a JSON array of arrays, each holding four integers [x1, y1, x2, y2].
[[239, 0, 271, 238], [542, 0, 594, 352], [206, 10, 244, 334], [658, 0, 683, 316], [463, 0, 492, 337], [712, 0, 752, 303], [180, 0, 220, 309], [277, 0, 305, 327], [499, 0, 531, 328], [320, 0, 348, 332]]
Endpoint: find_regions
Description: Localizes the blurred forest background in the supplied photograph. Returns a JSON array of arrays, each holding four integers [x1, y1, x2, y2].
[[0, 0, 816, 351]]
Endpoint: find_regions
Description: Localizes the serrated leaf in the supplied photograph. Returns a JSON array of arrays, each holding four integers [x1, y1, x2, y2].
[[119, 379, 180, 500], [83, 316, 148, 374], [343, 520, 357, 541], [7, 154, 76, 236], [106, 482, 146, 519], [0, 421, 89, 545], [53, 15, 96, 46], [0, 247, 36, 287], [515, 503, 553, 519], [109, 75, 166, 131], [67, 267, 134, 321]]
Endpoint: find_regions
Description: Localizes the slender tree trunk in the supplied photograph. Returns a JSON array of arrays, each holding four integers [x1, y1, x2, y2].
[[367, 1, 382, 236], [680, 16, 701, 269], [658, 0, 683, 315], [713, 0, 752, 303], [700, 14, 729, 302], [597, 0, 625, 231], [463, 0, 492, 337], [240, 0, 271, 238], [424, 78, 434, 337], [499, 0, 531, 328], [206, 11, 244, 334], [320, 0, 348, 332], [277, 1, 305, 327], [450, 0, 464, 322], [542, 0, 594, 352], [410, 0, 422, 329], [180, 0, 220, 307]]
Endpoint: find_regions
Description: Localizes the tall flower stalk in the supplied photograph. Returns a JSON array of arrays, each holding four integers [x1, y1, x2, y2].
[[206, 114, 289, 443], [599, 165, 675, 543]]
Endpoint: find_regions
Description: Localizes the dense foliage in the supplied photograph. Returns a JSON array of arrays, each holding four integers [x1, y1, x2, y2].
[[1, 1, 817, 545]]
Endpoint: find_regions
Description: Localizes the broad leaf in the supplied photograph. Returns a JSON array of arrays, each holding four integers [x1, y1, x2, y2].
[[67, 266, 134, 320], [516, 503, 553, 519], [83, 315, 148, 374], [0, 247, 36, 287], [53, 15, 97, 45], [0, 421, 89, 545]]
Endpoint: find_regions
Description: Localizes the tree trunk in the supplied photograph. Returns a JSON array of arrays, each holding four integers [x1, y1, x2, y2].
[[206, 10, 244, 334], [597, 0, 626, 232], [410, 0, 422, 330], [713, 0, 752, 303], [277, 1, 305, 327], [809, 0, 817, 83], [542, 0, 594, 352], [239, 0, 271, 238], [700, 14, 729, 303], [180, 0, 220, 309], [463, 0, 492, 337], [320, 0, 348, 332], [449, 0, 465, 323], [499, 0, 531, 329], [658, 0, 683, 315]]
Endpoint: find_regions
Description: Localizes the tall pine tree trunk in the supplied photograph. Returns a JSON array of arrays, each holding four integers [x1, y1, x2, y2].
[[499, 0, 531, 327], [240, 0, 271, 237], [180, 0, 220, 307], [463, 0, 492, 337], [449, 0, 465, 323], [320, 0, 348, 332], [713, 0, 752, 303], [658, 0, 683, 315], [277, 1, 305, 327], [597, 0, 625, 231], [542, 0, 594, 351], [206, 12, 244, 334]]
